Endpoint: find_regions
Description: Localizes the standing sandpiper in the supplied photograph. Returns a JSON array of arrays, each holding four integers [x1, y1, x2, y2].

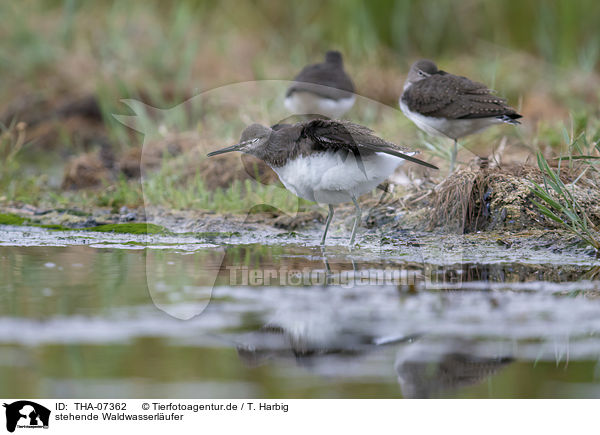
[[400, 59, 522, 171], [285, 51, 355, 119], [207, 119, 437, 245]]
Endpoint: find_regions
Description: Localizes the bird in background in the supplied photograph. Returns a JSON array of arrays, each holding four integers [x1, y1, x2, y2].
[[207, 119, 437, 246], [400, 59, 522, 172], [285, 50, 356, 119]]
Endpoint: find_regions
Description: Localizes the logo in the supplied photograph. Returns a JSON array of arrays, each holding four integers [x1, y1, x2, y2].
[[3, 401, 50, 433]]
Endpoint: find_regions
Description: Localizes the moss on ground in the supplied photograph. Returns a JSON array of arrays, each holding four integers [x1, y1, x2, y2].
[[39, 224, 73, 230], [0, 213, 246, 238], [82, 223, 170, 235], [0, 213, 29, 225], [0, 213, 74, 230]]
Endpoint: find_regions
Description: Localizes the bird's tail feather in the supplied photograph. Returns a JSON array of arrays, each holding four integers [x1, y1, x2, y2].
[[497, 114, 522, 125]]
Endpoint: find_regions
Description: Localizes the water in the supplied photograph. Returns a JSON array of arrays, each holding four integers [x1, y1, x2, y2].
[[1, 225, 600, 398]]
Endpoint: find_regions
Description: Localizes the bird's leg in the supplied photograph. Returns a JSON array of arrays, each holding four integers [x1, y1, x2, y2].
[[320, 204, 335, 245], [349, 196, 362, 246], [320, 245, 333, 286], [450, 139, 458, 173]]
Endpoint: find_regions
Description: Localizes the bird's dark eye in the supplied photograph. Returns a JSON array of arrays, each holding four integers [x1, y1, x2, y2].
[[418, 70, 424, 76]]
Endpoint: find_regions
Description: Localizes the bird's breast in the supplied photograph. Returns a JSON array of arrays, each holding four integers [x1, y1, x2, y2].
[[284, 92, 355, 119], [272, 151, 404, 204]]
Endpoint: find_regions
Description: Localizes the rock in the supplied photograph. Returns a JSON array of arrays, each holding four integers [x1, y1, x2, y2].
[[120, 212, 137, 222]]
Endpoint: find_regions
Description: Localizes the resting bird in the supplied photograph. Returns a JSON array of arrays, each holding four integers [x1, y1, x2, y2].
[[400, 59, 522, 171], [285, 51, 355, 119], [207, 119, 437, 245]]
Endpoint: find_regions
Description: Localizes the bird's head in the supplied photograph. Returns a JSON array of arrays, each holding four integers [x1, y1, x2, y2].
[[207, 124, 271, 157], [325, 50, 343, 66], [406, 59, 438, 84]]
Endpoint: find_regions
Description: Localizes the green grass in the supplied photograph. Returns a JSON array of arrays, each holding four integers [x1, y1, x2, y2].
[[95, 176, 144, 210], [526, 119, 599, 252], [555, 128, 600, 167], [530, 152, 600, 253], [0, 161, 310, 215], [147, 176, 305, 214], [1, 121, 29, 196]]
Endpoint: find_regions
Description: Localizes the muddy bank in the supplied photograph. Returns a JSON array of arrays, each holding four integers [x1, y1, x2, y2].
[[1, 202, 598, 262]]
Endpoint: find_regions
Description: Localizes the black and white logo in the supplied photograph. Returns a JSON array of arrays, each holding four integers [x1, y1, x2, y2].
[[3, 401, 50, 433]]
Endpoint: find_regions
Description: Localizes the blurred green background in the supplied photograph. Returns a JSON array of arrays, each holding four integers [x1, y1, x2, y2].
[[3, 0, 600, 99]]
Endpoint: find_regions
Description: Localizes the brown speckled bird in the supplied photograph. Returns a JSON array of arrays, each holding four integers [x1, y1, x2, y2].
[[400, 59, 522, 171], [285, 51, 356, 119]]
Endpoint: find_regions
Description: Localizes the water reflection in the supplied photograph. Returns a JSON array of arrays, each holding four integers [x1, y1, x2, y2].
[[394, 341, 514, 398], [230, 295, 515, 398], [1, 236, 600, 398]]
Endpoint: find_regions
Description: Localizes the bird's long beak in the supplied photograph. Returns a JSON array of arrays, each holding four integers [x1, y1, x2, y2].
[[206, 143, 242, 157], [206, 139, 253, 157]]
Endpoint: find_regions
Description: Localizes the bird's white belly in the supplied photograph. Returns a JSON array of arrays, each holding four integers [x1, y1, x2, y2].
[[399, 100, 500, 140], [285, 91, 355, 119], [272, 151, 403, 205]]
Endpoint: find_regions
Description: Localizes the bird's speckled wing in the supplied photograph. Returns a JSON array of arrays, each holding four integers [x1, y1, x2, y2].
[[402, 73, 520, 120], [299, 119, 438, 169]]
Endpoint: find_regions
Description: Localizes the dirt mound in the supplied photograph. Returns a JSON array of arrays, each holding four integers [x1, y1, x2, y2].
[[117, 132, 197, 179], [428, 164, 600, 233], [194, 153, 279, 190], [2, 94, 108, 152], [63, 128, 281, 191], [62, 149, 115, 190]]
